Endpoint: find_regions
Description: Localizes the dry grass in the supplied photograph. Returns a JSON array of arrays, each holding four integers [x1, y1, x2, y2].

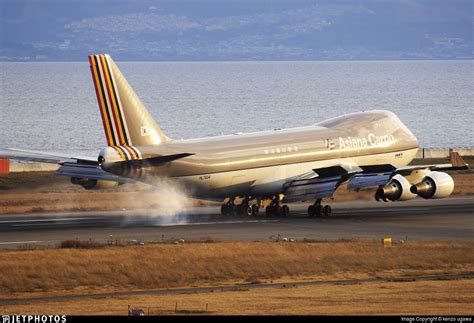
[[1, 279, 473, 315], [0, 241, 473, 298]]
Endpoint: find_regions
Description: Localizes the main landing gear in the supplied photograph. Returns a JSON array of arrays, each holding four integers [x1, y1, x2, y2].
[[307, 198, 332, 217], [221, 197, 259, 216], [265, 195, 290, 217], [221, 196, 290, 217], [221, 197, 331, 218]]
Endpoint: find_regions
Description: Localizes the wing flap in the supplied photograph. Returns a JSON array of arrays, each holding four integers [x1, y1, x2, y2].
[[283, 164, 362, 201], [347, 173, 392, 190], [283, 176, 342, 202]]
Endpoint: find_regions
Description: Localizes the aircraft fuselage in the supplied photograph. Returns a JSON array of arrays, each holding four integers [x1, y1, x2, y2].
[[108, 110, 419, 199]]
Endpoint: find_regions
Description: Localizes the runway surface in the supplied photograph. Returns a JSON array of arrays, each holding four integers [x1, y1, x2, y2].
[[0, 196, 473, 248]]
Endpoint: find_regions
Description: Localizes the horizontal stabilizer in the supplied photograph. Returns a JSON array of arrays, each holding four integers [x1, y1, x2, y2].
[[102, 153, 194, 175]]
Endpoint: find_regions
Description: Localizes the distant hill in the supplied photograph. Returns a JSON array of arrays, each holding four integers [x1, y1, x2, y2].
[[1, 0, 472, 61]]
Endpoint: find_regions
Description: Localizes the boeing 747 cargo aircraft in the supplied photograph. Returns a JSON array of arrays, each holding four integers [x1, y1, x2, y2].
[[2, 55, 468, 217]]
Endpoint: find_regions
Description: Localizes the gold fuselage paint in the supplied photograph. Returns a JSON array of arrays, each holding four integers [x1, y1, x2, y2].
[[108, 110, 419, 199]]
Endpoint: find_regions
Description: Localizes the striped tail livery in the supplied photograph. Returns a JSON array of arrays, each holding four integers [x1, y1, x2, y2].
[[88, 54, 168, 160]]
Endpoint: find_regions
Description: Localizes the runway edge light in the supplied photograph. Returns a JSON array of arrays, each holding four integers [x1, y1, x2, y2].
[[383, 237, 392, 248]]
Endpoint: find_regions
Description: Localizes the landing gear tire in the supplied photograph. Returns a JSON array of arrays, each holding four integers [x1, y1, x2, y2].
[[234, 205, 245, 217], [266, 205, 280, 217], [251, 204, 259, 216], [274, 206, 282, 217], [221, 204, 234, 216], [265, 195, 287, 217], [308, 204, 322, 217], [308, 198, 332, 218], [265, 205, 289, 217], [322, 205, 332, 217], [308, 205, 315, 217], [281, 205, 289, 217], [265, 205, 276, 217], [245, 205, 253, 216], [265, 205, 272, 217]]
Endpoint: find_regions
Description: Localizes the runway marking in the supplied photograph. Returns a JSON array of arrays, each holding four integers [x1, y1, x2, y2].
[[0, 241, 41, 245], [12, 221, 105, 227], [155, 219, 281, 227], [0, 217, 103, 224]]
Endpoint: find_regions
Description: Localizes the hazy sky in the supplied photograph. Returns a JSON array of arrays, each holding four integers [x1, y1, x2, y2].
[[1, 0, 472, 60]]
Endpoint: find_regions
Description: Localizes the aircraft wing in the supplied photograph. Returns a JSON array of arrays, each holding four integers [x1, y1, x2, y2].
[[0, 148, 132, 183], [0, 148, 97, 165], [283, 152, 468, 202], [391, 151, 468, 174], [1, 148, 194, 184]]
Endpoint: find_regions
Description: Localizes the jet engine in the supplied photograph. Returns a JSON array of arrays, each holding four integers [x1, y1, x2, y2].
[[410, 171, 454, 199], [375, 174, 417, 201], [70, 177, 118, 190], [98, 146, 124, 164]]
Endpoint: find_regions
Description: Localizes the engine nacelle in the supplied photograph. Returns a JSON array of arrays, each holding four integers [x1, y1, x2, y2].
[[98, 146, 123, 164], [375, 174, 417, 201], [410, 171, 454, 199], [71, 177, 119, 190]]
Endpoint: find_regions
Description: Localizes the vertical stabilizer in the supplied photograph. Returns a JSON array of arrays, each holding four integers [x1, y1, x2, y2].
[[89, 54, 168, 153]]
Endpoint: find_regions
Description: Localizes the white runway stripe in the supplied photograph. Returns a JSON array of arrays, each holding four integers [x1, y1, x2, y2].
[[0, 217, 102, 224], [155, 219, 281, 227], [0, 241, 41, 245]]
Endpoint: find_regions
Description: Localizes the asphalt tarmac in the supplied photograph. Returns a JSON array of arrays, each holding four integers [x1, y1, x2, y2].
[[0, 196, 472, 248]]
